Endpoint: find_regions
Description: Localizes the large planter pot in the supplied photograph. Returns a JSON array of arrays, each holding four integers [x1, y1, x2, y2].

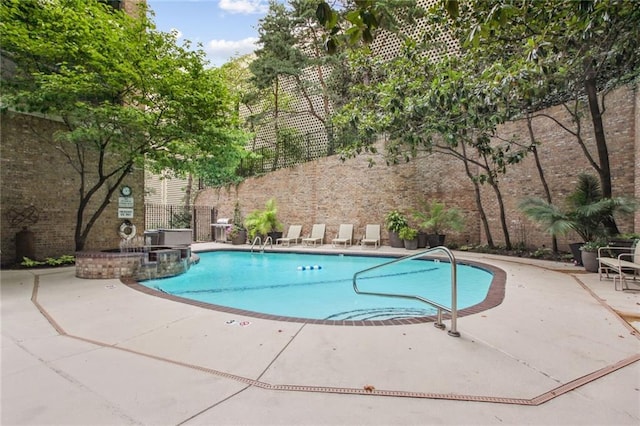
[[267, 231, 283, 242], [427, 234, 446, 248], [580, 249, 599, 272], [569, 242, 584, 266], [404, 239, 418, 250], [231, 230, 247, 245], [388, 231, 404, 248], [417, 232, 428, 249]]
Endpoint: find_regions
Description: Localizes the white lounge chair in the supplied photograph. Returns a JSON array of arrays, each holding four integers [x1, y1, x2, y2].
[[361, 224, 381, 249], [302, 224, 325, 247], [332, 224, 353, 247], [598, 239, 640, 291], [276, 225, 303, 246]]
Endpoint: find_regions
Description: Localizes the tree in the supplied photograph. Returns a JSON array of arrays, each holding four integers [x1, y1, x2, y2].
[[444, 0, 640, 235], [332, 0, 639, 245], [315, 0, 423, 53], [249, 0, 307, 170], [334, 40, 528, 248], [1, 0, 248, 250], [519, 174, 636, 243], [249, 0, 346, 168]]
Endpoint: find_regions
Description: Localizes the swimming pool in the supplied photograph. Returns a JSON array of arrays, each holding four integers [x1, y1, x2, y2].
[[136, 250, 502, 324]]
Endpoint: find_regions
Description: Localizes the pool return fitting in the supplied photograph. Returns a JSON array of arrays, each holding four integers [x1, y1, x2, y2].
[[352, 246, 460, 337]]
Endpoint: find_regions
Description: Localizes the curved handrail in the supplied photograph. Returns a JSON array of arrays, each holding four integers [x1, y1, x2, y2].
[[352, 246, 459, 336], [261, 236, 273, 251], [250, 236, 262, 253]]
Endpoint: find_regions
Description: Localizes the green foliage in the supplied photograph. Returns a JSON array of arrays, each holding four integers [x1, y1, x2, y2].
[[384, 210, 408, 233], [412, 201, 465, 235], [581, 240, 607, 253], [20, 257, 43, 267], [232, 201, 245, 229], [315, 0, 424, 53], [276, 127, 306, 167], [169, 209, 192, 229], [530, 247, 552, 259], [21, 255, 75, 267], [1, 0, 248, 249], [519, 174, 637, 242], [244, 198, 283, 239], [44, 255, 76, 266], [398, 226, 418, 241]]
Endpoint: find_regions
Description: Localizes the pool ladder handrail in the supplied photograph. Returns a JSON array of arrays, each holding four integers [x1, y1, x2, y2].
[[250, 236, 273, 253], [352, 246, 460, 337], [250, 236, 261, 252]]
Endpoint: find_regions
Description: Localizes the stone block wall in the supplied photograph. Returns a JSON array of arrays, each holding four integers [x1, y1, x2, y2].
[[197, 84, 638, 250]]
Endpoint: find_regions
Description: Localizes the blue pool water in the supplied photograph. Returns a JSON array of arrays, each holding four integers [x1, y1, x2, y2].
[[140, 251, 494, 321]]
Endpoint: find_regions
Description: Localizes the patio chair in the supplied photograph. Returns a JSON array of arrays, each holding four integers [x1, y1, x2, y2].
[[276, 225, 303, 246], [361, 224, 381, 249], [331, 224, 353, 248], [302, 224, 325, 247], [598, 239, 640, 291]]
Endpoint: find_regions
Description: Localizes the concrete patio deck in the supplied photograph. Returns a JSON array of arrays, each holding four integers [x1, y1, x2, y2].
[[2, 243, 639, 425]]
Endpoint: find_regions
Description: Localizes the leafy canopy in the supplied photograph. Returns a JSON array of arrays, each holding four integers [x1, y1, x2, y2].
[[1, 0, 250, 250], [1, 0, 249, 184]]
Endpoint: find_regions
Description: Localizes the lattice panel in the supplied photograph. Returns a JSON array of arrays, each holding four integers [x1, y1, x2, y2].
[[240, 0, 458, 170]]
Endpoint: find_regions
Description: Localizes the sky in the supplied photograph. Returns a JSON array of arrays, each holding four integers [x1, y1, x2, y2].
[[146, 0, 271, 67]]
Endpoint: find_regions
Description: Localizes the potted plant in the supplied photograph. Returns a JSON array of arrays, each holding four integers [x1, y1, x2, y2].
[[384, 210, 408, 248], [244, 198, 283, 242], [413, 200, 464, 247], [399, 226, 419, 250], [579, 240, 608, 272], [228, 201, 247, 245], [519, 174, 636, 267]]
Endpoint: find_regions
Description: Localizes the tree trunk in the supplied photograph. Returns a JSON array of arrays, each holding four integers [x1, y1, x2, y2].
[[526, 114, 558, 252], [584, 62, 619, 235], [489, 177, 512, 250], [460, 143, 494, 247]]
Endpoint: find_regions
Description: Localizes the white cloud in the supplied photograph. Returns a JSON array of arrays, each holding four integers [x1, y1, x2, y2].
[[206, 37, 259, 65], [219, 0, 269, 14]]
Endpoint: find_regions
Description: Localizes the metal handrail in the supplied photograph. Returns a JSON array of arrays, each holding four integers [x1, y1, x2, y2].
[[250, 236, 273, 253], [352, 246, 460, 337], [250, 236, 262, 253], [261, 236, 273, 251]]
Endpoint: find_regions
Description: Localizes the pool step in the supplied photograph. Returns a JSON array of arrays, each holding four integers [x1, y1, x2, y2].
[[324, 307, 434, 321]]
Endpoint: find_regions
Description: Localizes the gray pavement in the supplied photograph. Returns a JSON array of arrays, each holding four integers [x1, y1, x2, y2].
[[1, 243, 639, 425]]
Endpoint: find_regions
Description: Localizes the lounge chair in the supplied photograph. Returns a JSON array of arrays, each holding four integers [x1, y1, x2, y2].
[[302, 224, 325, 247], [332, 224, 353, 248], [276, 225, 303, 246], [598, 239, 640, 291], [361, 224, 381, 249]]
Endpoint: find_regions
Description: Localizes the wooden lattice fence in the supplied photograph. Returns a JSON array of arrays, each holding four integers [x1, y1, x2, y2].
[[144, 204, 216, 242]]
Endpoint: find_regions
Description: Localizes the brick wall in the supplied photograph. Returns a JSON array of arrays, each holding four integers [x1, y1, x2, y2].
[[197, 84, 638, 250], [1, 111, 145, 265]]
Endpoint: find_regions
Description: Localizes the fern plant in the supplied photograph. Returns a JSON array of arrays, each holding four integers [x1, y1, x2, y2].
[[519, 174, 636, 242]]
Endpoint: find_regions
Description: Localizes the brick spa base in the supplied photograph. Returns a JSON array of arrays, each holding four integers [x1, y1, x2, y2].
[[75, 246, 197, 280]]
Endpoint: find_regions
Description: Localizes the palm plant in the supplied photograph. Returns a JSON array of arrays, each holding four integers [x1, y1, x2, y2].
[[413, 200, 465, 236], [244, 198, 283, 240], [519, 174, 636, 243]]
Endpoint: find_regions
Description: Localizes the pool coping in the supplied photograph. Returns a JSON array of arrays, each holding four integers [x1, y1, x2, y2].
[[122, 248, 506, 326]]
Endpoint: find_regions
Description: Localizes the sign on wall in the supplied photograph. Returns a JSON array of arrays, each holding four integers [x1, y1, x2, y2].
[[118, 196, 134, 208], [118, 208, 134, 219]]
